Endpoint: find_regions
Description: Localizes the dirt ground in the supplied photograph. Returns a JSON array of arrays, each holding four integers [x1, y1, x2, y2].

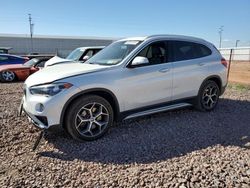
[[229, 61, 250, 85], [0, 83, 250, 187]]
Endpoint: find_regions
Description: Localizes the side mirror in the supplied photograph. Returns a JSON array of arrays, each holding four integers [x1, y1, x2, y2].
[[82, 55, 90, 62], [131, 56, 149, 66]]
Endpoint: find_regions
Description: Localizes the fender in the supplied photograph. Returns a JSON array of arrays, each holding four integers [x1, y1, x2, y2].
[[59, 88, 120, 127], [199, 75, 224, 95]]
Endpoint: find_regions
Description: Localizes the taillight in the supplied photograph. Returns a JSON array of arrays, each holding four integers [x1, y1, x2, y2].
[[221, 58, 228, 68]]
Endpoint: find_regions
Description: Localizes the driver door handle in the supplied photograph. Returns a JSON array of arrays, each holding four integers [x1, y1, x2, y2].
[[159, 68, 170, 73]]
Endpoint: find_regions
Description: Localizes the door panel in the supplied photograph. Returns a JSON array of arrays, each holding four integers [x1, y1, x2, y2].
[[172, 58, 209, 100], [170, 41, 210, 100], [115, 41, 174, 111], [120, 63, 173, 111]]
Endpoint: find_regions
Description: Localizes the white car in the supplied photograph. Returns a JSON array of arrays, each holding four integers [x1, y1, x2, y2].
[[44, 46, 104, 67], [20, 35, 228, 141]]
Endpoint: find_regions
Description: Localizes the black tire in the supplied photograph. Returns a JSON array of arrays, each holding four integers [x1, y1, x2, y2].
[[65, 95, 114, 141], [0, 70, 16, 82], [195, 80, 220, 111]]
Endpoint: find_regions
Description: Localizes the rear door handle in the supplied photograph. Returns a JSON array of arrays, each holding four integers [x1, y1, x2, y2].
[[198, 62, 205, 66], [159, 68, 170, 73]]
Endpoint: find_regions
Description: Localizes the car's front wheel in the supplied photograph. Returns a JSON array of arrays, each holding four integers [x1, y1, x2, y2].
[[195, 80, 220, 111], [65, 95, 114, 141], [0, 70, 16, 82]]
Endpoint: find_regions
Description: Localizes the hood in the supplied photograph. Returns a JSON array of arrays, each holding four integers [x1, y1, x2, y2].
[[25, 62, 108, 87], [0, 64, 24, 71], [44, 56, 71, 67]]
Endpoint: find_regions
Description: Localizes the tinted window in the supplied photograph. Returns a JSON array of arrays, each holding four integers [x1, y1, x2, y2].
[[36, 60, 46, 67], [171, 41, 211, 62], [198, 44, 212, 57], [137, 41, 167, 65]]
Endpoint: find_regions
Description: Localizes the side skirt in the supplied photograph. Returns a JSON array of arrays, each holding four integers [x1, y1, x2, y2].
[[123, 102, 192, 120]]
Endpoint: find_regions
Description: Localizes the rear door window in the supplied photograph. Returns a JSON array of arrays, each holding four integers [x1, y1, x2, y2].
[[170, 41, 212, 62]]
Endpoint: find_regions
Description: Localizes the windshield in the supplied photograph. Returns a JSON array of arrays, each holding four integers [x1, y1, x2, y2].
[[66, 48, 84, 61], [23, 58, 39, 67], [86, 40, 141, 65]]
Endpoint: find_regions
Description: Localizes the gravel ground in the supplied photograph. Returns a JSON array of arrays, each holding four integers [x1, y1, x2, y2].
[[0, 83, 250, 187]]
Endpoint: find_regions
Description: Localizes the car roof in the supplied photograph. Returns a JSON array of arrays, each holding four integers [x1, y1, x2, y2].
[[118, 34, 208, 43]]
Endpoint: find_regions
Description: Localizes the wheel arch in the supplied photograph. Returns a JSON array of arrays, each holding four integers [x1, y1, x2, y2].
[[200, 75, 223, 95], [60, 88, 120, 129]]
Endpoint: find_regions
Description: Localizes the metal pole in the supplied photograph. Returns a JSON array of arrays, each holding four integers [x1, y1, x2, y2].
[[219, 31, 222, 49], [219, 26, 224, 49], [28, 14, 34, 54], [227, 49, 233, 80], [235, 40, 240, 48], [249, 48, 250, 62]]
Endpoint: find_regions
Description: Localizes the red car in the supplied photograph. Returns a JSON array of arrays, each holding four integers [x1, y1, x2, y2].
[[0, 57, 51, 82]]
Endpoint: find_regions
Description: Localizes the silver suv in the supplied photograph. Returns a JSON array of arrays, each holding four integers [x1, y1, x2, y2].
[[20, 35, 228, 141]]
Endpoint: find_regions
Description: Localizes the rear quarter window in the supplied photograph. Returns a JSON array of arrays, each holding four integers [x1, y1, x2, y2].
[[194, 43, 212, 58]]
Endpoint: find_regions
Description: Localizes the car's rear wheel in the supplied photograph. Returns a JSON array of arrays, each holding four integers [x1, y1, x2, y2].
[[0, 70, 16, 82], [195, 80, 220, 111], [65, 95, 114, 141]]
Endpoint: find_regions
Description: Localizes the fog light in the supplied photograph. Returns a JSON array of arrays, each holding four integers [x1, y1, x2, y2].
[[35, 103, 44, 112]]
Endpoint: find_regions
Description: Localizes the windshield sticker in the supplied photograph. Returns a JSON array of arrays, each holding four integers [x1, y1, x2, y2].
[[124, 41, 140, 45]]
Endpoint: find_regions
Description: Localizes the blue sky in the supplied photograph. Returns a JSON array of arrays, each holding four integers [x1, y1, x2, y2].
[[1, 0, 250, 47]]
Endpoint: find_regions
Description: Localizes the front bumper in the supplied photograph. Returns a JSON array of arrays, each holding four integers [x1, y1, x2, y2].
[[19, 100, 48, 129], [19, 85, 81, 129]]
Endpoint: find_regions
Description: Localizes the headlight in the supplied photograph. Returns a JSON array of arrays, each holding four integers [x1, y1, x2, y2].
[[30, 83, 73, 96]]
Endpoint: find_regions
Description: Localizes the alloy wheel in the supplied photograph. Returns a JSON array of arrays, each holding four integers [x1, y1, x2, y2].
[[202, 84, 219, 110], [75, 102, 109, 138], [2, 71, 15, 81]]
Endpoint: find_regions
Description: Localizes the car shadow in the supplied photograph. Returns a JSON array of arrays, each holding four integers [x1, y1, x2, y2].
[[39, 98, 250, 164]]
